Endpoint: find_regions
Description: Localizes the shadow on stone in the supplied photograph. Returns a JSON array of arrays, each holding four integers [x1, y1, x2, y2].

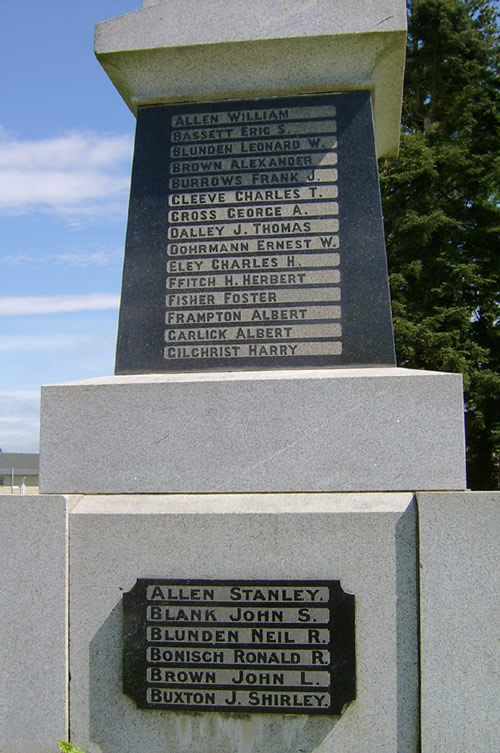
[[89, 600, 339, 753], [395, 498, 419, 752]]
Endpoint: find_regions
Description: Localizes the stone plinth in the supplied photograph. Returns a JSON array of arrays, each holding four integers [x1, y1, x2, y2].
[[94, 0, 406, 157], [39, 367, 466, 494], [2, 491, 499, 753], [68, 492, 418, 753], [418, 491, 500, 753], [0, 495, 69, 753]]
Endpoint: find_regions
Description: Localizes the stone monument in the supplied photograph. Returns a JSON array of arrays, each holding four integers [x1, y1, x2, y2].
[[39, 0, 465, 496], [1, 3, 498, 753]]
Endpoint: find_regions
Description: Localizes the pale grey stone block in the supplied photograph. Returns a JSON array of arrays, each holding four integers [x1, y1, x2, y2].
[[39, 368, 466, 494], [418, 492, 500, 753], [69, 492, 418, 753], [0, 495, 70, 753], [94, 0, 407, 157]]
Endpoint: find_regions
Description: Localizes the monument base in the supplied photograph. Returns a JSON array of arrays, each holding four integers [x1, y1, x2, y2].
[[40, 367, 466, 494], [0, 495, 69, 753], [1, 491, 498, 753], [69, 492, 418, 753]]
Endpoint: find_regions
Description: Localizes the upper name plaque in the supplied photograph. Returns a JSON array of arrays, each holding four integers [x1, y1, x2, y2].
[[123, 579, 355, 715], [115, 92, 395, 373]]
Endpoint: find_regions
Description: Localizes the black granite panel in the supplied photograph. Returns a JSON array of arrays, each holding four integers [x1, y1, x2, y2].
[[115, 92, 395, 373], [123, 579, 355, 715]]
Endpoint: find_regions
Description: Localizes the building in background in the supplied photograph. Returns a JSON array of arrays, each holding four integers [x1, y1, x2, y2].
[[0, 453, 39, 492]]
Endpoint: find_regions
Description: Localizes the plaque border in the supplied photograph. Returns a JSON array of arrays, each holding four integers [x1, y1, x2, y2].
[[123, 578, 355, 715]]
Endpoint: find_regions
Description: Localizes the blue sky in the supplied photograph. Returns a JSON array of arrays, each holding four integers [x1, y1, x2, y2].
[[1, 1, 141, 452]]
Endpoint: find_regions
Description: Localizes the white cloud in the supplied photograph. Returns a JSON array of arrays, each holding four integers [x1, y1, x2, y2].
[[0, 393, 40, 452], [0, 293, 120, 315], [0, 129, 133, 218], [0, 332, 117, 352], [4, 248, 122, 268], [0, 131, 132, 169], [0, 420, 39, 452], [49, 249, 122, 267], [0, 390, 40, 400], [0, 335, 87, 351], [3, 254, 36, 267]]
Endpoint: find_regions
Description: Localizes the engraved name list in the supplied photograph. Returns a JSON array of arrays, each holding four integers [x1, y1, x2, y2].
[[123, 579, 355, 715], [164, 103, 341, 363]]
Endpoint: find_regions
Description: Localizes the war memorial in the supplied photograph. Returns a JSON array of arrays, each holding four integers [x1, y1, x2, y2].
[[1, 2, 498, 753]]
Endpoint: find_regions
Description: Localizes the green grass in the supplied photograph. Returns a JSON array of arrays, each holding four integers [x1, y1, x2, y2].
[[58, 741, 87, 753]]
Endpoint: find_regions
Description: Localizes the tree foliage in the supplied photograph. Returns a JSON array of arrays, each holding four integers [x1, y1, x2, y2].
[[380, 0, 500, 488]]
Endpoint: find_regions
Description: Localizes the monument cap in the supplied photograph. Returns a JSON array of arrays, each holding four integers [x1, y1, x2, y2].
[[95, 0, 407, 158]]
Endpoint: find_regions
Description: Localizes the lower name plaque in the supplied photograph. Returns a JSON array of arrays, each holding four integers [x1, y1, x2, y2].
[[123, 579, 355, 715]]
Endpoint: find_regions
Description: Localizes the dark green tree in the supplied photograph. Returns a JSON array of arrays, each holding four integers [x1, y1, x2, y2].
[[380, 0, 500, 489]]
